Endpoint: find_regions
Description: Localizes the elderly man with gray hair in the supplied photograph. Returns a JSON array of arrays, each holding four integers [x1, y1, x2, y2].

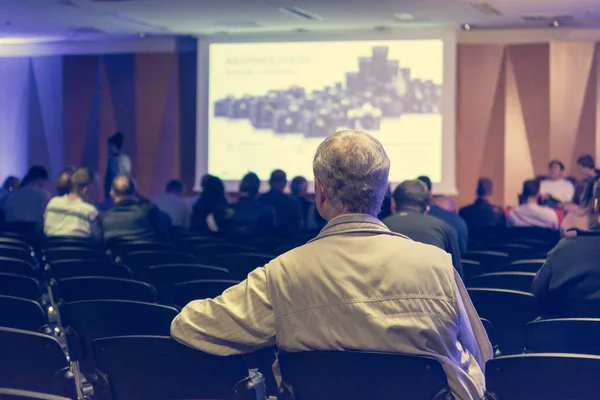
[[171, 130, 491, 400]]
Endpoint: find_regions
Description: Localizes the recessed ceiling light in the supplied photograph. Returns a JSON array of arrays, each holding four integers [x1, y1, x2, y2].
[[552, 20, 560, 27], [393, 13, 414, 21], [462, 23, 472, 31]]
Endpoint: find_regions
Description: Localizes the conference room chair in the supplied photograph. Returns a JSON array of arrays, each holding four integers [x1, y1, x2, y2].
[[485, 354, 600, 399], [62, 300, 177, 376], [119, 250, 196, 280], [148, 264, 231, 304], [174, 235, 229, 252], [0, 295, 49, 333], [467, 288, 538, 354], [460, 259, 482, 283], [0, 388, 71, 400], [55, 277, 156, 303], [43, 237, 103, 250], [480, 318, 499, 356], [0, 273, 42, 301], [173, 279, 241, 308], [47, 259, 132, 280], [43, 247, 108, 264], [278, 350, 452, 400], [510, 259, 545, 273], [236, 237, 290, 255], [0, 237, 32, 251], [0, 327, 77, 398], [468, 272, 535, 293], [0, 245, 37, 266], [478, 243, 541, 260], [460, 251, 511, 272], [108, 241, 176, 257], [93, 336, 255, 400], [212, 253, 274, 280], [0, 257, 36, 277], [194, 243, 257, 265], [525, 319, 600, 355]]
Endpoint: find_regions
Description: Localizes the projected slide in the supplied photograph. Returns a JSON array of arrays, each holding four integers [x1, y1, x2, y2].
[[208, 40, 444, 183]]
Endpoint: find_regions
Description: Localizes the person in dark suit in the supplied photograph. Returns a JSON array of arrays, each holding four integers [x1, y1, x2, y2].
[[230, 172, 274, 238], [290, 175, 312, 229], [259, 170, 301, 237], [459, 178, 506, 234], [104, 132, 132, 200], [383, 180, 463, 278]]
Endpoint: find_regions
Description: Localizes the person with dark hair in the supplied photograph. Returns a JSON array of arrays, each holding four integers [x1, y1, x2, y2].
[[154, 179, 191, 228], [229, 172, 274, 238], [507, 179, 559, 229], [540, 160, 575, 205], [533, 179, 600, 317], [290, 175, 312, 228], [383, 180, 463, 277], [417, 175, 469, 253], [459, 178, 506, 233], [104, 131, 132, 200], [101, 175, 171, 243], [377, 184, 393, 220], [258, 169, 301, 236], [56, 169, 75, 197], [190, 175, 231, 233], [0, 176, 21, 229], [44, 168, 101, 239]]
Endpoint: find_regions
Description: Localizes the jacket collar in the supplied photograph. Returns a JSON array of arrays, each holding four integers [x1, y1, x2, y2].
[[309, 213, 411, 243], [570, 223, 600, 236]]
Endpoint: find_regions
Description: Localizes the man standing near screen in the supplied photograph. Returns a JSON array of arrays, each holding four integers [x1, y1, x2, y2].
[[104, 132, 132, 200]]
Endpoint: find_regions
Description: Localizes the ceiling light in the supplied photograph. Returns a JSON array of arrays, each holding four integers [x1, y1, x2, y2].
[[0, 37, 64, 45], [552, 20, 560, 27], [462, 23, 472, 31], [393, 13, 415, 21]]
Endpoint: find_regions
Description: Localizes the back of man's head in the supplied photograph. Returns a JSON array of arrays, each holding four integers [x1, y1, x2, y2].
[[269, 169, 287, 191], [476, 177, 493, 198], [393, 180, 429, 214], [70, 168, 94, 196], [111, 175, 136, 201], [56, 170, 74, 196], [239, 172, 260, 197], [165, 179, 184, 195], [290, 176, 308, 197], [578, 154, 595, 170], [23, 165, 49, 187], [2, 176, 20, 192], [108, 132, 124, 150], [313, 130, 390, 217], [416, 175, 432, 193], [522, 179, 540, 199]]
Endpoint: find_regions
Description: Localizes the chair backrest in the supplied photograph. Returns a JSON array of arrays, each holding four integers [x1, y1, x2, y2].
[[0, 273, 41, 301], [510, 259, 545, 273], [0, 327, 76, 398], [480, 318, 498, 354], [0, 246, 36, 265], [43, 247, 108, 263], [57, 277, 156, 303], [148, 264, 231, 304], [526, 319, 600, 355], [468, 272, 535, 293], [467, 288, 538, 354], [174, 235, 228, 252], [110, 241, 176, 257], [212, 253, 274, 280], [43, 237, 104, 250], [93, 336, 252, 400], [0, 295, 47, 332], [0, 257, 35, 277], [460, 259, 482, 283], [486, 354, 600, 399], [278, 350, 451, 400], [173, 280, 241, 307], [48, 259, 132, 280], [461, 251, 511, 271], [121, 251, 196, 280], [0, 237, 32, 251], [0, 388, 71, 400], [194, 244, 257, 264], [62, 300, 177, 375]]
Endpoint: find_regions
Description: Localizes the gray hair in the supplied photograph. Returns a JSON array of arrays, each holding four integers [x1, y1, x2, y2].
[[313, 130, 390, 216]]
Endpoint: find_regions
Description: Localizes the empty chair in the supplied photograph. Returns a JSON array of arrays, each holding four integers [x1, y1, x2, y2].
[[526, 319, 600, 355], [468, 272, 535, 293], [109, 241, 176, 257], [461, 251, 510, 271], [120, 250, 196, 280], [194, 244, 257, 265], [0, 237, 32, 251], [62, 300, 177, 375], [56, 277, 156, 303], [481, 318, 499, 355], [0, 257, 35, 276], [44, 247, 108, 263], [467, 288, 538, 354], [0, 327, 77, 398], [173, 280, 241, 307], [93, 336, 254, 400], [148, 264, 231, 304], [0, 295, 48, 332], [174, 235, 227, 252], [43, 237, 103, 250], [238, 237, 289, 255], [0, 246, 36, 265], [486, 354, 600, 399], [510, 259, 545, 273], [0, 273, 42, 301], [48, 259, 132, 280], [0, 388, 71, 400], [472, 243, 539, 260], [278, 350, 451, 400], [461, 259, 482, 283], [212, 253, 273, 280]]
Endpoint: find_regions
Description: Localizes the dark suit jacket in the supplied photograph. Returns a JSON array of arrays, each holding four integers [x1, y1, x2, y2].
[[258, 190, 301, 237], [100, 199, 171, 243], [428, 205, 469, 253], [459, 198, 506, 234]]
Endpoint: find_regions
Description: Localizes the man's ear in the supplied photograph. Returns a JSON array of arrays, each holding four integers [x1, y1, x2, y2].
[[424, 205, 430, 215], [390, 197, 396, 213]]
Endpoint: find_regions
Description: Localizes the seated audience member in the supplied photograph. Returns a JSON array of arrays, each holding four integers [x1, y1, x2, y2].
[[459, 178, 506, 233], [101, 175, 171, 243], [533, 180, 600, 317], [3, 166, 51, 236], [229, 172, 274, 238], [56, 166, 77, 196], [172, 130, 491, 400], [154, 180, 191, 228], [190, 175, 231, 234], [290, 176, 312, 228], [44, 168, 101, 240], [561, 187, 594, 237], [259, 169, 301, 237], [540, 160, 575, 206], [417, 175, 469, 253], [577, 154, 600, 207], [507, 179, 559, 229], [383, 180, 463, 278], [377, 184, 393, 220]]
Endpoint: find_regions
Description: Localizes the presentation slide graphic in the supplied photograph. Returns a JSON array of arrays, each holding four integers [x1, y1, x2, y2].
[[208, 40, 444, 182]]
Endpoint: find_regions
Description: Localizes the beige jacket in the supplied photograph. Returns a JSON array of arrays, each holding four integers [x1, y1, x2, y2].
[[171, 214, 492, 400]]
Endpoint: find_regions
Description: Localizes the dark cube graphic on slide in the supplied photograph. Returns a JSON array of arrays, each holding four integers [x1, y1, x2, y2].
[[213, 45, 441, 137]]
